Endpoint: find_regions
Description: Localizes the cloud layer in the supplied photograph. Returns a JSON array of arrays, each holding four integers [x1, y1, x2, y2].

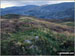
[[1, 0, 74, 8]]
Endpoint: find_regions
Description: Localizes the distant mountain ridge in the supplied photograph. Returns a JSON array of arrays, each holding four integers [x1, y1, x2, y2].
[[1, 2, 74, 19], [1, 5, 39, 15]]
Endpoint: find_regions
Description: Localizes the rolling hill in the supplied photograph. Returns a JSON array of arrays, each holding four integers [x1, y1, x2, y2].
[[0, 2, 74, 55], [1, 2, 74, 19], [1, 15, 74, 55], [1, 5, 39, 15]]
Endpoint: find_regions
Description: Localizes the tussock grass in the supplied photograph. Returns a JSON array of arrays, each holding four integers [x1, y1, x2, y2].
[[1, 16, 74, 55]]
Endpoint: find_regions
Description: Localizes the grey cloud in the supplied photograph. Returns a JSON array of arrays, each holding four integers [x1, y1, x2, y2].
[[1, 0, 74, 8], [1, 0, 55, 6]]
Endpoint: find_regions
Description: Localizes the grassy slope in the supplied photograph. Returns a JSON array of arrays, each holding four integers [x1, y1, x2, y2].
[[61, 22, 74, 27], [1, 16, 74, 55]]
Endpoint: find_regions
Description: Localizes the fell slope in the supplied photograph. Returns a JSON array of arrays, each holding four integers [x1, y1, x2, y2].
[[1, 2, 74, 19], [1, 16, 74, 55]]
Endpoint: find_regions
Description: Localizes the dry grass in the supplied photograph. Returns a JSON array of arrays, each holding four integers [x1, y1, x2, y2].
[[19, 16, 74, 33], [1, 16, 74, 55]]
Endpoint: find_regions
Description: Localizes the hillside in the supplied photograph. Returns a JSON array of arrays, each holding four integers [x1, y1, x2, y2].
[[24, 2, 74, 19], [1, 5, 39, 15], [1, 2, 74, 20], [1, 15, 74, 55]]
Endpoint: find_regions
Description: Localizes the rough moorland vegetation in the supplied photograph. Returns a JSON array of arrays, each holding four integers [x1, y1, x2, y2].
[[1, 15, 74, 55]]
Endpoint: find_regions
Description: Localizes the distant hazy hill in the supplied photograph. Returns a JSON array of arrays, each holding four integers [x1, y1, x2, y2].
[[1, 2, 74, 19], [1, 5, 39, 15]]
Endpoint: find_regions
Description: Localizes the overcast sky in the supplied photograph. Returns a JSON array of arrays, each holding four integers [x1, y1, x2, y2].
[[1, 0, 74, 8]]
